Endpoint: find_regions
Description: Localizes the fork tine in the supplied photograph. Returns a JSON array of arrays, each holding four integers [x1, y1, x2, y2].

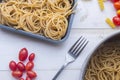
[[75, 40, 88, 57], [73, 38, 87, 55], [71, 38, 85, 55], [68, 36, 83, 53], [69, 36, 88, 58]]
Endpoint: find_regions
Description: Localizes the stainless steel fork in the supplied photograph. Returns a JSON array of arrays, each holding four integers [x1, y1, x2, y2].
[[52, 36, 89, 80]]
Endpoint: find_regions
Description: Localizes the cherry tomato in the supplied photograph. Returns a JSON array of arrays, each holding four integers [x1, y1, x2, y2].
[[19, 78, 24, 80], [19, 48, 28, 61], [17, 62, 25, 71], [9, 60, 17, 71], [27, 71, 37, 79], [113, 16, 120, 26], [114, 1, 120, 10], [111, 0, 119, 3], [26, 76, 32, 80], [26, 62, 34, 71], [29, 53, 35, 61], [12, 71, 23, 78]]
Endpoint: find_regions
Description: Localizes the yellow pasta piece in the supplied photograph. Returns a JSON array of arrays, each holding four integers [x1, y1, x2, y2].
[[103, 0, 107, 2], [98, 0, 104, 11], [105, 18, 116, 28]]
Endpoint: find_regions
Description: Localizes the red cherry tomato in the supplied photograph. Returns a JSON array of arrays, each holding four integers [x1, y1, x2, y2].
[[19, 78, 24, 80], [29, 53, 35, 61], [111, 0, 119, 3], [9, 61, 17, 71], [12, 71, 23, 78], [26, 62, 34, 71], [113, 16, 120, 26], [26, 76, 32, 80], [27, 71, 37, 79], [114, 1, 120, 10], [17, 62, 25, 71], [19, 48, 28, 61]]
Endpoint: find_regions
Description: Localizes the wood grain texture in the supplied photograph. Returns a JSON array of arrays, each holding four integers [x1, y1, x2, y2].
[[0, 0, 119, 79], [0, 28, 120, 80]]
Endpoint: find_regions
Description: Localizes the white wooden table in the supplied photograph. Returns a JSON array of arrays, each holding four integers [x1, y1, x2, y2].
[[0, 0, 120, 80]]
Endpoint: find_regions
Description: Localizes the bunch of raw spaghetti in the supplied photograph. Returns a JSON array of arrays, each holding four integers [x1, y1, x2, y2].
[[0, 0, 73, 40], [84, 42, 120, 80]]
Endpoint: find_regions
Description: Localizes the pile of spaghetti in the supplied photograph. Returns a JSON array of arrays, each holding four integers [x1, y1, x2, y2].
[[0, 0, 73, 40], [84, 42, 120, 80]]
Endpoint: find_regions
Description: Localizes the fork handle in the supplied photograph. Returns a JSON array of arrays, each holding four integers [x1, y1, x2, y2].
[[52, 62, 69, 80]]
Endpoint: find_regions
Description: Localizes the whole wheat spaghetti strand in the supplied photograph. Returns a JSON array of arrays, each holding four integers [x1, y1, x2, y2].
[[0, 0, 73, 40], [84, 42, 120, 80]]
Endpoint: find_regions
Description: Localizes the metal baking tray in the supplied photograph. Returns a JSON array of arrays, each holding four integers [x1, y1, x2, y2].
[[79, 31, 120, 80], [0, 0, 76, 43]]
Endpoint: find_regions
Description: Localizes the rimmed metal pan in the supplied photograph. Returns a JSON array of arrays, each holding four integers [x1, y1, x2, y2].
[[0, 0, 76, 43], [79, 31, 120, 80]]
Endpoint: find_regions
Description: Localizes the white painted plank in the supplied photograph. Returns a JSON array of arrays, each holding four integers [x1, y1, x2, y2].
[[0, 28, 119, 70], [0, 28, 120, 80], [0, 70, 81, 80], [72, 0, 116, 28]]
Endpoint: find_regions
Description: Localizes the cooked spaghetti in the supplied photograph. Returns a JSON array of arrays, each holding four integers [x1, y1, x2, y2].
[[84, 42, 120, 80], [0, 0, 73, 40]]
